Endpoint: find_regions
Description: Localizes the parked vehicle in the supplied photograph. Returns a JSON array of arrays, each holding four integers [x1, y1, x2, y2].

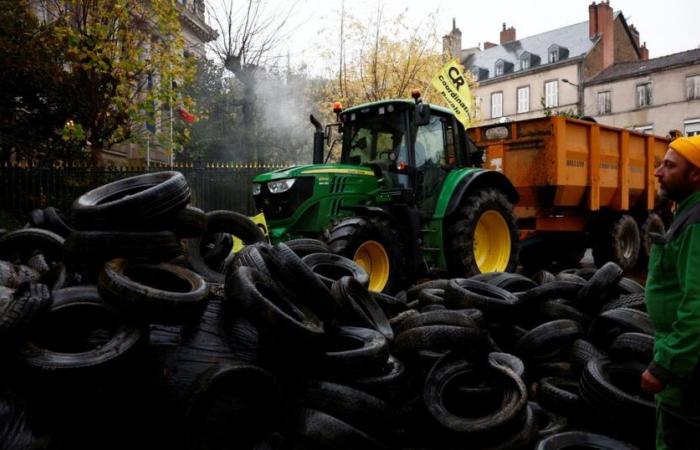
[[469, 116, 670, 272], [252, 94, 519, 293]]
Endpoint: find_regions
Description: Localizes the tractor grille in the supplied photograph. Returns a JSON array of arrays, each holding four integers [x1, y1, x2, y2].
[[330, 176, 350, 193], [254, 177, 314, 220]]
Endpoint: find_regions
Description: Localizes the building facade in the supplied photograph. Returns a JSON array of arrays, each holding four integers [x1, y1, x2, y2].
[[444, 1, 647, 126], [584, 48, 700, 137]]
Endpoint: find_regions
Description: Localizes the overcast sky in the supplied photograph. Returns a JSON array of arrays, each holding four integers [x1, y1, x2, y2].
[[268, 0, 700, 72]]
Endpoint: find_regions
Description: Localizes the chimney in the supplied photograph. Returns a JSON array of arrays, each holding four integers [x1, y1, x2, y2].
[[589, 1, 614, 68], [640, 42, 649, 60], [442, 18, 462, 59], [500, 23, 516, 44], [629, 24, 640, 47], [484, 41, 498, 50]]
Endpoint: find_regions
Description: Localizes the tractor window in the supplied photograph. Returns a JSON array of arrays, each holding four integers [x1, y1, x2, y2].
[[342, 111, 409, 188], [415, 115, 452, 216]]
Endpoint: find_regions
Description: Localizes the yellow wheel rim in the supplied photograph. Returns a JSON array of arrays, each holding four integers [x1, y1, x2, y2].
[[353, 240, 390, 292], [473, 210, 511, 273]]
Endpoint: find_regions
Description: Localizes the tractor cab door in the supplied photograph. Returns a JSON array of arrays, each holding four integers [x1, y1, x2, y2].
[[413, 114, 459, 217]]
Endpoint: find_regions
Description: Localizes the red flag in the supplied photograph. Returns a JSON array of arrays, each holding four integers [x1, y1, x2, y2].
[[177, 106, 196, 124]]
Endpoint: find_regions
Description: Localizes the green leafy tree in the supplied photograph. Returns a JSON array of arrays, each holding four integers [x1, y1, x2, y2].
[[1, 0, 193, 164]]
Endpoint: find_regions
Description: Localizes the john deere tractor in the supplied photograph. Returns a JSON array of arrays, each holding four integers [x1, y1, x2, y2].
[[252, 94, 519, 293]]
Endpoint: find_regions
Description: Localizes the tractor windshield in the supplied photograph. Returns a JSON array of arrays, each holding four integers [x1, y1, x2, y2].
[[341, 109, 410, 188]]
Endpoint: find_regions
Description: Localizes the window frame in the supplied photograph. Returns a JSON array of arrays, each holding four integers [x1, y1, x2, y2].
[[636, 82, 652, 108], [516, 86, 530, 114], [597, 90, 612, 115], [548, 48, 558, 64], [687, 75, 700, 100], [685, 118, 700, 137], [544, 80, 558, 108], [520, 55, 530, 71], [491, 91, 503, 119]]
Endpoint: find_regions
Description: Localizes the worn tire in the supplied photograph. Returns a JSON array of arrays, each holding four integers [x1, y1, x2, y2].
[[592, 215, 640, 272]]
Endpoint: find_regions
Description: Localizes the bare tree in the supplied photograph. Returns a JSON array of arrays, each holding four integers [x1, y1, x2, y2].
[[207, 0, 300, 161]]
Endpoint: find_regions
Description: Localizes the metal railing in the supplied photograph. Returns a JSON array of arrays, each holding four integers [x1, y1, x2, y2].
[[0, 162, 288, 223]]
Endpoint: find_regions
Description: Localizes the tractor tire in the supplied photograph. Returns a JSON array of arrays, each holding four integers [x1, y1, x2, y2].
[[446, 189, 519, 277], [326, 217, 404, 294], [592, 215, 640, 272], [638, 213, 665, 267]]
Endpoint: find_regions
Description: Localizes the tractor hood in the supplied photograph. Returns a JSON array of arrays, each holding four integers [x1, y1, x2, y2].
[[253, 164, 376, 182]]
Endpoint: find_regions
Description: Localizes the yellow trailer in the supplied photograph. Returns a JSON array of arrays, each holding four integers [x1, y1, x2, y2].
[[469, 116, 671, 271]]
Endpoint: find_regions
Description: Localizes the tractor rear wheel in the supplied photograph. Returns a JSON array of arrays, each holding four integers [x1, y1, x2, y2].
[[325, 217, 404, 293], [446, 189, 519, 277], [592, 214, 640, 272]]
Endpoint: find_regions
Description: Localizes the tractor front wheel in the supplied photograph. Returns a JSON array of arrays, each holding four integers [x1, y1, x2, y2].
[[446, 189, 519, 277], [326, 217, 404, 293]]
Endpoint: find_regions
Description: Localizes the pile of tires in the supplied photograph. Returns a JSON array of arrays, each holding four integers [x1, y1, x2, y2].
[[0, 171, 654, 449]]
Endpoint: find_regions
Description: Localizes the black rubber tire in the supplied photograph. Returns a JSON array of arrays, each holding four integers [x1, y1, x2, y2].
[[515, 320, 583, 362], [295, 408, 386, 450], [638, 212, 665, 268], [0, 228, 65, 264], [587, 307, 654, 347], [529, 402, 568, 439], [519, 281, 584, 305], [42, 207, 74, 237], [371, 291, 408, 318], [488, 272, 538, 293], [325, 216, 404, 293], [187, 210, 266, 283], [342, 355, 409, 403], [446, 188, 519, 277], [535, 431, 640, 449], [608, 332, 654, 363], [0, 283, 51, 335], [331, 276, 393, 340], [186, 362, 287, 450], [225, 266, 324, 342], [424, 352, 527, 434], [532, 270, 557, 285], [72, 171, 190, 230], [417, 288, 445, 306], [301, 252, 369, 288], [539, 300, 592, 328], [64, 230, 182, 264], [300, 381, 392, 437], [284, 238, 331, 258], [406, 279, 451, 302], [392, 310, 478, 335], [99, 258, 208, 324], [260, 243, 338, 322], [592, 215, 640, 272], [320, 327, 389, 375], [580, 359, 655, 430], [601, 292, 646, 312], [230, 242, 273, 278], [567, 338, 608, 368], [537, 377, 582, 417], [575, 261, 624, 313], [393, 325, 485, 355], [19, 285, 145, 371], [167, 205, 207, 238], [445, 278, 520, 316]]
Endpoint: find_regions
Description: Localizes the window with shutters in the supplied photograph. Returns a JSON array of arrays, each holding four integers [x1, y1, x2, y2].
[[544, 81, 558, 107], [636, 83, 652, 108], [517, 86, 530, 113], [687, 76, 700, 100], [597, 91, 611, 114], [685, 119, 700, 137], [491, 92, 503, 118]]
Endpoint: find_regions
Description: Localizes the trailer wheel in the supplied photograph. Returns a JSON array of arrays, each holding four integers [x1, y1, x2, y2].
[[638, 213, 665, 267], [447, 189, 519, 276], [592, 215, 640, 272], [326, 217, 404, 293]]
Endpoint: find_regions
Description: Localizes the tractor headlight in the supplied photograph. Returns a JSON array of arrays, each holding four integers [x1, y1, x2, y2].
[[252, 183, 261, 196], [267, 179, 296, 194]]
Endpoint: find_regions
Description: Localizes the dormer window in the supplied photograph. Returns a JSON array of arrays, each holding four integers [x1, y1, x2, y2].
[[494, 59, 514, 77], [548, 45, 569, 64], [472, 67, 489, 81], [519, 52, 541, 71]]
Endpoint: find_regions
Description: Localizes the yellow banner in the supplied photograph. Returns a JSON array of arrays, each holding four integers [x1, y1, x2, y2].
[[430, 60, 474, 129]]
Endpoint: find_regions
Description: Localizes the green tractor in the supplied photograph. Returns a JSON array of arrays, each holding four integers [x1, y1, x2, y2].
[[252, 94, 519, 293]]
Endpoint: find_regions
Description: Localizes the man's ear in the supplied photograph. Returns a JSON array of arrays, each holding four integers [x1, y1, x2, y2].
[[690, 166, 700, 185]]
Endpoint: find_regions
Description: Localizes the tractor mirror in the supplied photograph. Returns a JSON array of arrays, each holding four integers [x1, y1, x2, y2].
[[414, 103, 431, 126], [324, 124, 333, 145]]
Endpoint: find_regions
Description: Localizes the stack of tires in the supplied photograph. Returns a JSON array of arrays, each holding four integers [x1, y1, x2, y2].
[[0, 171, 656, 449]]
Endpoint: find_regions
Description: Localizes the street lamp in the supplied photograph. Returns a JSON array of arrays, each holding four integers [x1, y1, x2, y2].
[[561, 78, 579, 87], [561, 78, 583, 116]]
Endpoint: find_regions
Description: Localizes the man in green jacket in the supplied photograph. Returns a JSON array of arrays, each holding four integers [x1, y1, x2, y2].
[[643, 135, 700, 450]]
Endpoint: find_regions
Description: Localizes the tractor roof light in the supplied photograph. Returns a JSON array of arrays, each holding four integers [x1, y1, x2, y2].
[[332, 102, 343, 114], [411, 89, 422, 103]]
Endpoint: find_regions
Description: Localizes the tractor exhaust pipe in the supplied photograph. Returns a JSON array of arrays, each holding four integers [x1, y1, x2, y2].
[[310, 114, 324, 164]]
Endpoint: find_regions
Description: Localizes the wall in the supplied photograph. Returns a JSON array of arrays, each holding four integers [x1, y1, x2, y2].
[[613, 19, 639, 63], [585, 64, 700, 136], [473, 62, 580, 125]]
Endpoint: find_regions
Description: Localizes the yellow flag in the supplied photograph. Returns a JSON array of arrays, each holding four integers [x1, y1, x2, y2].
[[430, 60, 474, 129]]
